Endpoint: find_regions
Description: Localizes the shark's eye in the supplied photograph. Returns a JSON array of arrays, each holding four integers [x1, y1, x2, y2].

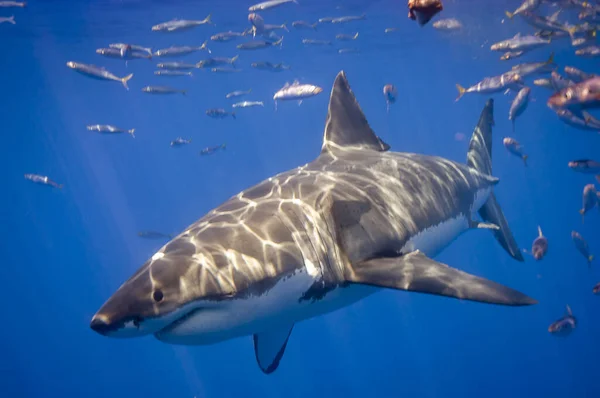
[[153, 290, 164, 302]]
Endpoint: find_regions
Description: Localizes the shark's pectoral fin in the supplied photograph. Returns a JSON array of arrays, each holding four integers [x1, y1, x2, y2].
[[253, 325, 294, 374], [345, 251, 537, 306]]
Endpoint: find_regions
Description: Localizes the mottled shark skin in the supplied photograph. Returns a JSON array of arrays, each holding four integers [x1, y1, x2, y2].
[[90, 71, 535, 374]]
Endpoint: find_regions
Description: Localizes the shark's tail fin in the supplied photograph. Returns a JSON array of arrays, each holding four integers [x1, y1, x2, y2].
[[466, 99, 525, 262]]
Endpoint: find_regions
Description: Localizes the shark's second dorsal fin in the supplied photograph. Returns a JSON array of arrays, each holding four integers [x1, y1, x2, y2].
[[321, 71, 390, 154]]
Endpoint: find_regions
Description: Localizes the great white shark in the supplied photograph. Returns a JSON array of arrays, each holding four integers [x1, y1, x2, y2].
[[91, 71, 536, 374]]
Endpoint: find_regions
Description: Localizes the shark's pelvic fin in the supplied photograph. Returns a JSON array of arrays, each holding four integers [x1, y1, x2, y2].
[[346, 251, 537, 306], [466, 99, 524, 262], [321, 71, 390, 154], [253, 325, 294, 374]]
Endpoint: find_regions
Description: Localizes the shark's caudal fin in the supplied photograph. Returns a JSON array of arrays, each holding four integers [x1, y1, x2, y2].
[[321, 71, 390, 154], [466, 99, 524, 262]]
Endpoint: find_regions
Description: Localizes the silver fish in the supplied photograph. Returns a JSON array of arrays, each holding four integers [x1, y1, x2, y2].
[[154, 70, 193, 77], [237, 37, 283, 50], [248, 0, 297, 12], [490, 33, 550, 52], [505, 0, 541, 19], [0, 15, 15, 24], [142, 86, 186, 95], [211, 31, 246, 42], [24, 173, 62, 189], [331, 14, 366, 24], [273, 80, 323, 105], [233, 101, 264, 108], [251, 61, 290, 71], [109, 43, 153, 56], [226, 89, 252, 99], [575, 45, 600, 57], [292, 20, 317, 30], [87, 124, 135, 137], [171, 137, 192, 147], [206, 108, 236, 119], [302, 39, 332, 45], [568, 159, 600, 174], [157, 62, 197, 70], [508, 87, 531, 131], [564, 66, 596, 82], [66, 61, 133, 90], [432, 18, 463, 30], [503, 137, 528, 166], [196, 55, 239, 68], [96, 48, 151, 61], [572, 231, 594, 266], [0, 1, 25, 7], [456, 72, 524, 101], [152, 15, 212, 32], [211, 67, 241, 73], [533, 78, 553, 90], [335, 32, 359, 41], [500, 51, 525, 61], [548, 306, 576, 336], [580, 184, 598, 222], [338, 48, 361, 54], [154, 43, 210, 57], [509, 53, 555, 78]]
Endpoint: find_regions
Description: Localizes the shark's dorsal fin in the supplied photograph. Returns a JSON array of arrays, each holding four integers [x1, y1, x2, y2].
[[321, 71, 390, 154]]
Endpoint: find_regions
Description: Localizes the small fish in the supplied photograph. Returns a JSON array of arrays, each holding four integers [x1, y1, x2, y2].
[[509, 53, 555, 78], [0, 15, 15, 24], [142, 86, 186, 95], [533, 78, 553, 90], [505, 0, 541, 19], [87, 124, 135, 138], [549, 71, 575, 92], [384, 27, 399, 33], [548, 76, 600, 110], [572, 231, 594, 266], [237, 37, 283, 50], [248, 0, 297, 12], [568, 159, 600, 174], [509, 87, 531, 131], [248, 13, 266, 35], [503, 137, 528, 166], [580, 184, 598, 222], [226, 89, 252, 99], [335, 32, 359, 41], [548, 305, 576, 336], [594, 282, 600, 294], [96, 48, 152, 62], [571, 36, 595, 47], [138, 231, 173, 239], [206, 109, 236, 119], [432, 18, 463, 30], [490, 33, 550, 52], [233, 101, 264, 108], [171, 137, 192, 147], [273, 80, 323, 106], [0, 1, 25, 7], [318, 17, 334, 24], [292, 21, 317, 30], [154, 70, 193, 77], [24, 173, 62, 189], [517, 10, 572, 36], [338, 48, 360, 54], [502, 51, 527, 63], [302, 39, 332, 45], [407, 0, 443, 26], [157, 62, 197, 70], [456, 72, 523, 101], [331, 15, 367, 24], [109, 43, 153, 56], [211, 67, 241, 73], [555, 109, 600, 132], [66, 62, 133, 90], [251, 61, 290, 71], [200, 143, 227, 156], [196, 55, 239, 68], [152, 15, 212, 32], [211, 31, 246, 42], [564, 66, 596, 82], [524, 226, 547, 260], [575, 45, 600, 57], [383, 84, 397, 113], [154, 43, 210, 57]]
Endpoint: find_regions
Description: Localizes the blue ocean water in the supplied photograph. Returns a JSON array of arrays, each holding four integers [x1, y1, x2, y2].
[[2, 0, 600, 396]]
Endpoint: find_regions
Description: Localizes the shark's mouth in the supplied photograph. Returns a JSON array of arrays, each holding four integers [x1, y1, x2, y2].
[[154, 307, 204, 338]]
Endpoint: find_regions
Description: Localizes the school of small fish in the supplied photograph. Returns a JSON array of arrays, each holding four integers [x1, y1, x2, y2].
[[9, 0, 600, 336]]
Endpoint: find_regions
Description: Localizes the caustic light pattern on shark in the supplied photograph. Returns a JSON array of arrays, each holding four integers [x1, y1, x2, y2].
[[90, 71, 536, 375]]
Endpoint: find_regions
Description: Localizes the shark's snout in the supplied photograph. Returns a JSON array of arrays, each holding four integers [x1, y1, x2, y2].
[[90, 316, 112, 335]]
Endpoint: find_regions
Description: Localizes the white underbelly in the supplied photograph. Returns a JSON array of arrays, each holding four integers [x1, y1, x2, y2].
[[155, 267, 379, 346]]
